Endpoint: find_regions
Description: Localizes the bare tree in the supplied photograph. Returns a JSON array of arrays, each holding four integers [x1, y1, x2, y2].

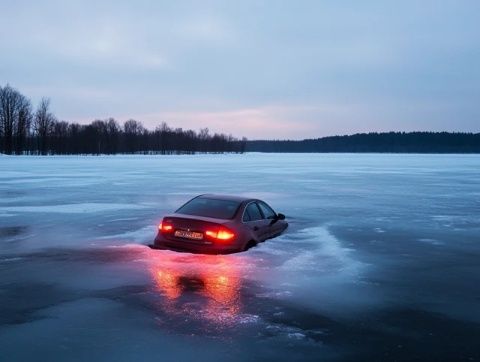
[[156, 122, 171, 154], [34, 98, 55, 155], [51, 120, 69, 154], [0, 84, 24, 154], [198, 127, 210, 152], [123, 119, 144, 153], [15, 96, 32, 154], [89, 120, 108, 154], [106, 118, 120, 154], [67, 123, 82, 154], [2, 84, 246, 155]]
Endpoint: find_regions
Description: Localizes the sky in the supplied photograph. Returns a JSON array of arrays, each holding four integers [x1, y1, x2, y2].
[[0, 0, 479, 140]]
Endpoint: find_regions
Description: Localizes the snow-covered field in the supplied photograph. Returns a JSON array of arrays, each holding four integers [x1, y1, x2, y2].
[[1, 154, 479, 361]]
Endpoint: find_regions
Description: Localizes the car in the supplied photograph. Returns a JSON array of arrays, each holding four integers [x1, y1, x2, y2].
[[152, 194, 288, 254]]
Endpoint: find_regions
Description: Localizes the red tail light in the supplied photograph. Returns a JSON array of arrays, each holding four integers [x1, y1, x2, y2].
[[159, 220, 173, 232], [205, 227, 235, 241]]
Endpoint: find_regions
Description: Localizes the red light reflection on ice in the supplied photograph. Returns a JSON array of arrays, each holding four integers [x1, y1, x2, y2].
[[153, 269, 182, 300], [148, 252, 244, 325]]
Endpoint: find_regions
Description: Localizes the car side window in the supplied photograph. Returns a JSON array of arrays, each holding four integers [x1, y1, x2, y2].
[[244, 203, 262, 221], [242, 208, 251, 222], [258, 201, 276, 219]]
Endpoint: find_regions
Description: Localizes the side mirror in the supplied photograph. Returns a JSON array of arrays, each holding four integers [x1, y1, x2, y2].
[[269, 213, 286, 225]]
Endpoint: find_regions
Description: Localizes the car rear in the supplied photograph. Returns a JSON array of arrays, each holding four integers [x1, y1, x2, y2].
[[153, 195, 249, 253], [154, 214, 244, 253]]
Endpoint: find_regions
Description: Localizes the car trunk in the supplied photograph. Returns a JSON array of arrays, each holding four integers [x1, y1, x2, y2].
[[162, 215, 228, 243]]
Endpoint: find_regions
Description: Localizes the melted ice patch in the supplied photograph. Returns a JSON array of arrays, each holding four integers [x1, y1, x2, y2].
[[263, 226, 364, 276], [250, 226, 376, 316]]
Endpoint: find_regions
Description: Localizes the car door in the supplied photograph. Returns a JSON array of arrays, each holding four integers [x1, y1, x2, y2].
[[243, 202, 270, 241], [257, 201, 281, 238]]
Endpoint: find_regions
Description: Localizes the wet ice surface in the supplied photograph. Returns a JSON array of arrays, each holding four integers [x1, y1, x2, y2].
[[1, 154, 479, 361]]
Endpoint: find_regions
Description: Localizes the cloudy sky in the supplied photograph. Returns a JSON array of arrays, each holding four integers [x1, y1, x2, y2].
[[1, 0, 479, 139]]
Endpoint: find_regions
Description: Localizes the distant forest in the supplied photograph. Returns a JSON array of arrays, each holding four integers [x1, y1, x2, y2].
[[2, 84, 478, 155], [247, 132, 480, 153], [0, 84, 246, 155]]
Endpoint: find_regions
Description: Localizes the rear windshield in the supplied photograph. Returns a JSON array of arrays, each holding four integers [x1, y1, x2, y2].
[[176, 197, 241, 219]]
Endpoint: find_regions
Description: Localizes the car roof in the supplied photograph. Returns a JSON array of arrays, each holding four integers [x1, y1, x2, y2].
[[197, 194, 255, 203]]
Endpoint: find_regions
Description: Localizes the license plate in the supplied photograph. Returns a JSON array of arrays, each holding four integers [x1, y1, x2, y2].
[[174, 230, 203, 240]]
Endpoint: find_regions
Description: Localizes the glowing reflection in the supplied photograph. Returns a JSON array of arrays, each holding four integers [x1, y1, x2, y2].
[[148, 252, 246, 327], [153, 270, 182, 300]]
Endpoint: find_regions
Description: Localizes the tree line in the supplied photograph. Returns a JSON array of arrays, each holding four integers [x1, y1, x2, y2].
[[247, 132, 480, 153], [0, 84, 246, 155]]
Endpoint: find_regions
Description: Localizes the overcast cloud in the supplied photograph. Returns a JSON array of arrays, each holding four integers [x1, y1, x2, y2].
[[1, 0, 479, 139]]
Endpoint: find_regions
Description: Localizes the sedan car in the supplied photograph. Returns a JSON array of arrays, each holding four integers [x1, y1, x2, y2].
[[152, 194, 288, 254]]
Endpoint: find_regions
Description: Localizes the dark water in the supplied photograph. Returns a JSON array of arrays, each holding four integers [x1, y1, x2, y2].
[[1, 154, 479, 361]]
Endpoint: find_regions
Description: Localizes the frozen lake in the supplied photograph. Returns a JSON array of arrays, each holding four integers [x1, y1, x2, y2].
[[1, 153, 479, 361]]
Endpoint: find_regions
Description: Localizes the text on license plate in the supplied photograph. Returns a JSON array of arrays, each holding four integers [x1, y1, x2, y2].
[[174, 230, 204, 240]]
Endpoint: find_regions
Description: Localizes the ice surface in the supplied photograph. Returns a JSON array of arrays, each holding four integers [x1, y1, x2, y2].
[[1, 154, 480, 361], [1, 203, 148, 214]]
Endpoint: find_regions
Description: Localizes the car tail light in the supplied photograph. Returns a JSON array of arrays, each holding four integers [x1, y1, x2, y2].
[[205, 227, 235, 241], [159, 220, 173, 233]]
